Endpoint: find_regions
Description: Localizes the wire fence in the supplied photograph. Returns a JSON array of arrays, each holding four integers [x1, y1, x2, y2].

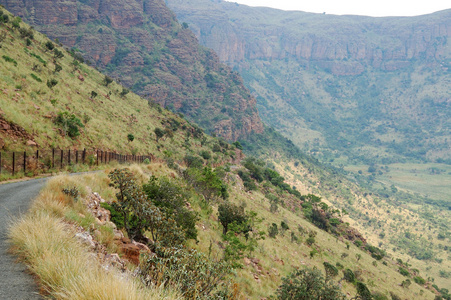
[[0, 148, 152, 177]]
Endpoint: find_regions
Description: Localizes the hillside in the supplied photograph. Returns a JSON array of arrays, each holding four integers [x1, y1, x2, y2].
[[166, 0, 451, 167], [0, 8, 240, 167], [0, 0, 263, 140]]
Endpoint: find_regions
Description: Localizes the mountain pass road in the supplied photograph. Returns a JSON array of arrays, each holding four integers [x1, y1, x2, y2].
[[0, 178, 47, 299]]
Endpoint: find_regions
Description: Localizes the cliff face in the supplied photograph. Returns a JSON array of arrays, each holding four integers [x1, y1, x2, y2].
[[167, 0, 450, 75], [166, 0, 451, 164], [0, 0, 264, 140]]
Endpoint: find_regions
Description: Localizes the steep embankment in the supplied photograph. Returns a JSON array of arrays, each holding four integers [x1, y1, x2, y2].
[[166, 0, 451, 164], [0, 0, 263, 140]]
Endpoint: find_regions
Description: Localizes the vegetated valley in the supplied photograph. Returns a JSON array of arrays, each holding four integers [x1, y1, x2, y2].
[[0, 2, 449, 300]]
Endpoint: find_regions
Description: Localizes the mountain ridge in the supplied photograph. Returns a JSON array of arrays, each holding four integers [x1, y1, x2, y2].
[[0, 0, 264, 141]]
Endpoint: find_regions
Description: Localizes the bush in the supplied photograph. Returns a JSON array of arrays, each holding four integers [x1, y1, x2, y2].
[[184, 154, 204, 168], [323, 262, 339, 280], [143, 176, 198, 240], [355, 282, 372, 300], [30, 73, 42, 82], [54, 111, 84, 138], [343, 268, 355, 283], [218, 202, 248, 235], [2, 55, 17, 66], [139, 245, 230, 299], [399, 267, 410, 277], [413, 276, 426, 285], [108, 169, 185, 246], [45, 41, 54, 51], [154, 127, 165, 142], [276, 268, 345, 300], [238, 170, 257, 191], [354, 240, 363, 247], [268, 223, 278, 238], [103, 75, 113, 86], [127, 133, 134, 142], [47, 78, 58, 88], [200, 150, 211, 160], [184, 167, 228, 201]]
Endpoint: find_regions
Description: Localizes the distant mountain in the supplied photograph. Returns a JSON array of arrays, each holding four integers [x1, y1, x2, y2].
[[166, 0, 451, 165], [0, 0, 264, 140]]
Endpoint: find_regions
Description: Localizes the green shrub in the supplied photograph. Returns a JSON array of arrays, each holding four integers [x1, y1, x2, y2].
[[30, 73, 42, 82], [47, 78, 58, 88], [62, 186, 80, 201], [45, 41, 54, 51], [354, 240, 363, 247], [108, 169, 185, 246], [306, 236, 315, 246], [355, 282, 372, 300], [343, 268, 355, 283], [12, 16, 21, 28], [54, 111, 84, 138], [399, 267, 410, 277], [143, 176, 198, 240], [127, 133, 134, 142], [218, 202, 248, 235], [268, 223, 278, 238], [53, 48, 64, 59], [276, 268, 346, 300], [200, 150, 211, 160], [154, 127, 165, 142], [413, 276, 426, 285], [323, 262, 339, 280], [184, 167, 228, 201], [184, 154, 204, 168], [139, 245, 230, 299], [2, 55, 17, 66]]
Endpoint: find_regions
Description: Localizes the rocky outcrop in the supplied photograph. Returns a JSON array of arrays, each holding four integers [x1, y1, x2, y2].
[[167, 0, 451, 75], [0, 0, 264, 140]]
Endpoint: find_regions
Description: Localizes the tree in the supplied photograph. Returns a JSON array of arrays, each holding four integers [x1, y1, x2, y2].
[[276, 268, 346, 300], [323, 262, 339, 281], [127, 133, 135, 143], [108, 169, 185, 246], [143, 176, 198, 240], [103, 75, 113, 86], [154, 127, 165, 142], [218, 202, 247, 235], [353, 282, 372, 300]]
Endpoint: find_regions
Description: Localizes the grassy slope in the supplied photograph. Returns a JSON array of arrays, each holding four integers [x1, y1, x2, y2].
[[0, 15, 225, 161], [10, 164, 437, 299], [240, 130, 450, 290]]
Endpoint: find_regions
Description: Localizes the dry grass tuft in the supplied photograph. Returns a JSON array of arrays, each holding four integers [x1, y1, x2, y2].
[[8, 174, 181, 300]]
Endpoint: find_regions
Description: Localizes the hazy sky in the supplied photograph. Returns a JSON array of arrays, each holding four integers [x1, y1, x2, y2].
[[224, 0, 450, 17]]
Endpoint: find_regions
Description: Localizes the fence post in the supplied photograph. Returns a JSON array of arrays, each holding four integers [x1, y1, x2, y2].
[[0, 152, 2, 174], [23, 151, 26, 174], [52, 148, 55, 168], [76, 150, 78, 164], [12, 152, 15, 176], [68, 150, 71, 165], [61, 149, 63, 169], [97, 150, 99, 166], [83, 148, 86, 164]]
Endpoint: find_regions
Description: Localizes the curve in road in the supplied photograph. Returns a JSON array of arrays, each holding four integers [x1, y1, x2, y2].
[[0, 178, 47, 300]]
